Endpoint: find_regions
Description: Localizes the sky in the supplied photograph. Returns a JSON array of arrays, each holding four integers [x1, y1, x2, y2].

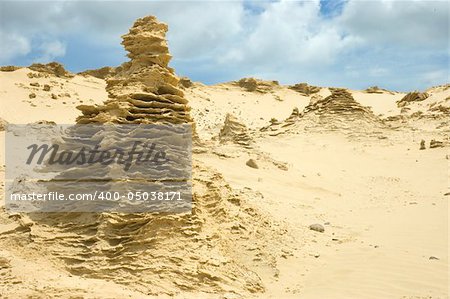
[[0, 0, 448, 91]]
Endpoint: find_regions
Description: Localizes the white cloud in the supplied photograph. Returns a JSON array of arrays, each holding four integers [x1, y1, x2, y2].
[[36, 40, 66, 63], [0, 31, 31, 64], [0, 0, 447, 90]]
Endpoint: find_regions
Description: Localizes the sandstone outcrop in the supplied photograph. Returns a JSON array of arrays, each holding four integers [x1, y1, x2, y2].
[[0, 66, 21, 72], [364, 86, 394, 94], [6, 16, 285, 298], [178, 77, 194, 89], [235, 78, 279, 93], [77, 16, 193, 126], [289, 82, 320, 96], [0, 118, 7, 131], [78, 66, 117, 79], [397, 91, 428, 107], [219, 113, 253, 147], [28, 62, 73, 78], [261, 88, 383, 134]]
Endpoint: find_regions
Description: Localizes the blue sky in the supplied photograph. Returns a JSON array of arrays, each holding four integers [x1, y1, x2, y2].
[[0, 0, 448, 91]]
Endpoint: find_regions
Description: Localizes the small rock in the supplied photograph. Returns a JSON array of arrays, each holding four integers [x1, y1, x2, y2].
[[0, 255, 11, 269], [246, 159, 258, 169], [419, 139, 426, 150], [430, 139, 444, 148], [309, 224, 325, 233], [29, 82, 40, 87], [429, 256, 439, 260], [51, 93, 58, 99], [29, 93, 36, 99], [43, 84, 51, 91]]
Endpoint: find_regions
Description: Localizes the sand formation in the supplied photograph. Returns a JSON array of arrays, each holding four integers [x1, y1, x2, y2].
[[300, 88, 383, 130], [235, 77, 279, 93], [289, 82, 321, 96], [397, 91, 429, 107], [78, 66, 117, 79], [28, 62, 74, 78], [219, 113, 253, 147], [364, 86, 395, 95], [77, 16, 192, 126], [262, 88, 382, 134], [0, 118, 7, 131], [3, 16, 288, 297]]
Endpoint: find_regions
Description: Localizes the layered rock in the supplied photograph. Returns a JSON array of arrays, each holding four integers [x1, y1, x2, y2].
[[301, 88, 381, 127], [0, 118, 7, 131], [397, 91, 428, 107], [78, 66, 117, 79], [235, 77, 279, 93], [7, 16, 284, 297], [289, 82, 320, 96], [219, 114, 253, 147], [364, 86, 394, 94], [261, 88, 383, 134], [0, 66, 21, 72], [77, 16, 193, 126], [28, 62, 73, 78], [178, 77, 194, 89]]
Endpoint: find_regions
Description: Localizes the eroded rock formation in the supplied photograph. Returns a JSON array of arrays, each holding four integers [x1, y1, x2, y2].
[[289, 82, 320, 96], [6, 16, 285, 298], [78, 66, 117, 79], [77, 16, 193, 126], [261, 88, 383, 134], [235, 77, 279, 93], [219, 113, 253, 147], [28, 62, 73, 78], [397, 91, 429, 107]]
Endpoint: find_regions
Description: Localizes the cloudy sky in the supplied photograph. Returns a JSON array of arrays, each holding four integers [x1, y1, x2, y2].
[[0, 0, 448, 91]]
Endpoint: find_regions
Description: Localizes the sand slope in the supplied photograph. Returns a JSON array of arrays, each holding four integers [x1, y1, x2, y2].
[[0, 63, 449, 298]]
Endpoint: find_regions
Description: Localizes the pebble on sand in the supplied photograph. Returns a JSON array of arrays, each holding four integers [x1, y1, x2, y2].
[[246, 159, 259, 169], [309, 224, 325, 233]]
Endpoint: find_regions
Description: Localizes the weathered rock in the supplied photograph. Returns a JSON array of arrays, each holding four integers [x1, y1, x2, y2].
[[289, 83, 320, 95], [365, 86, 384, 94], [0, 254, 11, 269], [29, 62, 73, 78], [364, 86, 394, 94], [0, 65, 22, 72], [78, 66, 117, 79], [43, 84, 51, 91], [219, 114, 253, 147], [0, 118, 8, 131], [420, 140, 426, 150], [429, 256, 439, 260], [397, 91, 428, 107], [236, 78, 278, 93], [430, 139, 444, 148], [77, 16, 193, 126], [246, 159, 259, 169], [309, 224, 325, 233], [262, 88, 382, 134], [29, 93, 36, 99], [179, 77, 193, 88]]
